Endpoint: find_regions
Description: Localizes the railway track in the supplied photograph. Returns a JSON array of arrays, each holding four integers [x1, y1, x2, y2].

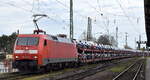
[[112, 59, 145, 80], [0, 72, 20, 80], [0, 58, 140, 80], [0, 72, 41, 80], [47, 58, 138, 80]]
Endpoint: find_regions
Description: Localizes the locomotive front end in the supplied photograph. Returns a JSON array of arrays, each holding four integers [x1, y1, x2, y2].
[[12, 34, 40, 72]]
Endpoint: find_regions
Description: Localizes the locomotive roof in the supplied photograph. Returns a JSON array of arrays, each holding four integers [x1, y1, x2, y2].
[[46, 34, 73, 43], [17, 34, 73, 44]]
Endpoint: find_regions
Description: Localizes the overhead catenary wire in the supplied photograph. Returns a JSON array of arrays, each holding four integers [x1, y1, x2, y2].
[[43, 0, 83, 25], [32, 0, 42, 13], [86, 0, 119, 33], [85, 1, 110, 32], [0, 0, 69, 28], [34, 1, 70, 26], [55, 0, 69, 8], [0, 1, 33, 13], [22, 0, 32, 6], [53, 0, 107, 32], [89, 0, 139, 19], [115, 0, 140, 34], [1, 0, 143, 38], [37, 0, 40, 12], [31, 0, 66, 24], [52, 0, 92, 32], [54, 0, 88, 19], [89, 0, 142, 46], [97, 0, 102, 12], [125, 0, 131, 6], [31, 0, 35, 12], [40, 1, 69, 26], [96, 0, 118, 31]]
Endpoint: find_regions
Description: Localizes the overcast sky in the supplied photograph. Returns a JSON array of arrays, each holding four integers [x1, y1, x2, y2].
[[0, 0, 146, 49]]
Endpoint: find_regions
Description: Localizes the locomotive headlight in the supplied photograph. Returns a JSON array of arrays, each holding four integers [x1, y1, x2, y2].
[[34, 56, 38, 59], [15, 56, 19, 58]]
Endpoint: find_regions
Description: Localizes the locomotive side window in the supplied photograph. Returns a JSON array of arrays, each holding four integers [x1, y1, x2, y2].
[[44, 40, 47, 46], [17, 37, 39, 46], [51, 36, 58, 41]]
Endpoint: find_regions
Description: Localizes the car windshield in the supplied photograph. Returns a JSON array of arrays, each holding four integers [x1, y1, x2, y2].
[[17, 37, 39, 46]]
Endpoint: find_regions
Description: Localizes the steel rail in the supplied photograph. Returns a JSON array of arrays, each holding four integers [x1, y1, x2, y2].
[[132, 63, 143, 80], [112, 59, 142, 80]]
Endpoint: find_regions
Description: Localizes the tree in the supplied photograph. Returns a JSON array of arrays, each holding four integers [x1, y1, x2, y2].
[[0, 32, 17, 53], [8, 32, 17, 53], [97, 34, 116, 46]]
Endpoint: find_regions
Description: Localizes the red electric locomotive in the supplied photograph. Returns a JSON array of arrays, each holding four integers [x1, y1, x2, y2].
[[13, 30, 78, 72], [12, 14, 145, 72], [12, 30, 143, 72]]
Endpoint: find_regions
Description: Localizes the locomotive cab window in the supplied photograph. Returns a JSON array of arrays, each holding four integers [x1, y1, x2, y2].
[[44, 40, 47, 46], [17, 37, 39, 46]]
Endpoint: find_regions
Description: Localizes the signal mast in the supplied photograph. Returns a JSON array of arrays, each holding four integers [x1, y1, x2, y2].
[[33, 14, 48, 34]]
